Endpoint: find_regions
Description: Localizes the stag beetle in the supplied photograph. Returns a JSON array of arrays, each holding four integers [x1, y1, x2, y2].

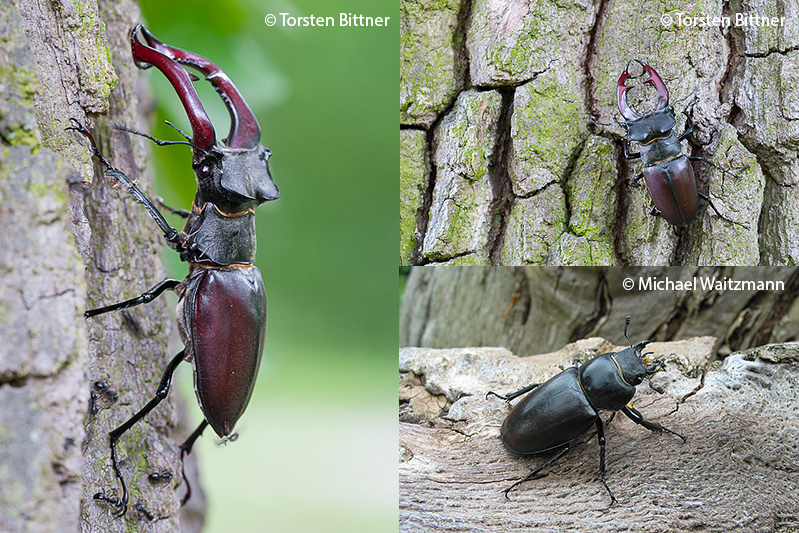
[[486, 317, 684, 504], [616, 59, 746, 228], [68, 24, 279, 516]]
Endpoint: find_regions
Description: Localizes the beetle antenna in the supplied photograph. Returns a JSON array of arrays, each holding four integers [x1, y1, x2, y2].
[[623, 316, 632, 348], [673, 89, 697, 110], [110, 121, 211, 156]]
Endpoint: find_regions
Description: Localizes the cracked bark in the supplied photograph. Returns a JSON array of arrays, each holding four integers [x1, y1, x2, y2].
[[399, 340, 799, 532], [400, 0, 798, 265], [0, 1, 203, 531]]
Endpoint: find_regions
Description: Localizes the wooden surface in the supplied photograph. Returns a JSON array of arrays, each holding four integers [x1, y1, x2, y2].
[[400, 341, 799, 532]]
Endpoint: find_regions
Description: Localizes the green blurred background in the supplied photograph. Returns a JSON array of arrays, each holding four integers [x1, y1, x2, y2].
[[136, 0, 397, 530]]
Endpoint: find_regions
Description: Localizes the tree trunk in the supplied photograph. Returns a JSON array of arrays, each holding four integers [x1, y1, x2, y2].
[[399, 341, 799, 532], [400, 0, 799, 266], [400, 266, 799, 356], [0, 1, 203, 531]]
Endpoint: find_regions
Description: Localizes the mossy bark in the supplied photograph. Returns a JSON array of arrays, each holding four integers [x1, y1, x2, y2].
[[400, 0, 798, 265], [0, 1, 203, 531]]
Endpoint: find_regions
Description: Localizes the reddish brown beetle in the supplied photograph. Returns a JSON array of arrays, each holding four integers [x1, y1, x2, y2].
[[69, 24, 278, 516], [617, 59, 746, 228]]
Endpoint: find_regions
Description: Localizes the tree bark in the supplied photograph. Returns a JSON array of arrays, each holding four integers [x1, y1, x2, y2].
[[400, 0, 799, 266], [0, 1, 203, 531], [400, 266, 799, 356], [399, 341, 799, 532]]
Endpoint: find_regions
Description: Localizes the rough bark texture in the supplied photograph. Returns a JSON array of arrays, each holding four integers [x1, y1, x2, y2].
[[399, 0, 799, 266], [399, 341, 799, 532], [0, 1, 203, 531], [400, 266, 799, 356]]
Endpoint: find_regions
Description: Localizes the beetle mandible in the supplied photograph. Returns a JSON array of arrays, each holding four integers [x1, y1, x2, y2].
[[68, 24, 279, 517], [617, 59, 747, 228], [486, 317, 685, 504]]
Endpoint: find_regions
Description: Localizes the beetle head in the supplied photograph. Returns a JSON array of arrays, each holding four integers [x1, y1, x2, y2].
[[130, 25, 279, 210], [617, 59, 670, 123], [616, 317, 666, 393], [611, 341, 666, 393], [192, 145, 280, 211]]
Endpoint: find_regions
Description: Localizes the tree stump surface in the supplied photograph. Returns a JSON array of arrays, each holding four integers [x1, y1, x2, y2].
[[399, 341, 799, 532]]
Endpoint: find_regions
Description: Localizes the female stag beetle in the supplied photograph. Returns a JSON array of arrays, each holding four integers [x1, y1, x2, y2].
[[616, 59, 746, 228], [487, 317, 684, 504], [68, 24, 279, 516]]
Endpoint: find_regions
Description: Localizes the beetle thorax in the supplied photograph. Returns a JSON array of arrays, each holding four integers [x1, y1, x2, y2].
[[624, 106, 677, 143], [578, 349, 646, 411]]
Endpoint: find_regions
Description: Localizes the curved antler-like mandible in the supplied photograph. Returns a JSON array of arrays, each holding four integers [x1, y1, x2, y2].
[[642, 64, 669, 111], [617, 59, 670, 120], [136, 25, 261, 150], [130, 25, 217, 155], [617, 60, 642, 122]]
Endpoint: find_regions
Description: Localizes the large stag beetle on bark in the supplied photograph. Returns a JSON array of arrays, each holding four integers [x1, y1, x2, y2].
[[614, 59, 746, 228], [69, 24, 279, 517]]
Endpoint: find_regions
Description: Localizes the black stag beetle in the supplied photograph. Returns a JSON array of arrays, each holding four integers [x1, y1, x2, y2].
[[616, 59, 747, 228], [68, 24, 279, 517], [487, 317, 685, 504]]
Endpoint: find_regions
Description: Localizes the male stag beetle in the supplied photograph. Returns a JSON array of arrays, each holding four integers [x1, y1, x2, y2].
[[68, 24, 279, 516], [486, 317, 685, 504], [616, 59, 746, 228]]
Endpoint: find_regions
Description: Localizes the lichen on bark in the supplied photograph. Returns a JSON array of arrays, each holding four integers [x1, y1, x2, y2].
[[400, 0, 799, 265]]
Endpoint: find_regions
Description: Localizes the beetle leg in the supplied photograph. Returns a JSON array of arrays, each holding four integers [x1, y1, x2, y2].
[[623, 139, 641, 160], [621, 405, 686, 443], [696, 191, 750, 229], [486, 383, 540, 403], [67, 119, 181, 244], [689, 151, 751, 229], [85, 279, 181, 318], [690, 157, 751, 181], [178, 420, 210, 506], [595, 418, 617, 505], [678, 114, 694, 142], [94, 350, 186, 516], [501, 445, 570, 499]]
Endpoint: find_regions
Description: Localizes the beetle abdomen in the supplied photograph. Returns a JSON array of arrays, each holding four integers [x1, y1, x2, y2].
[[643, 155, 698, 226], [501, 368, 597, 455], [185, 266, 267, 437]]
